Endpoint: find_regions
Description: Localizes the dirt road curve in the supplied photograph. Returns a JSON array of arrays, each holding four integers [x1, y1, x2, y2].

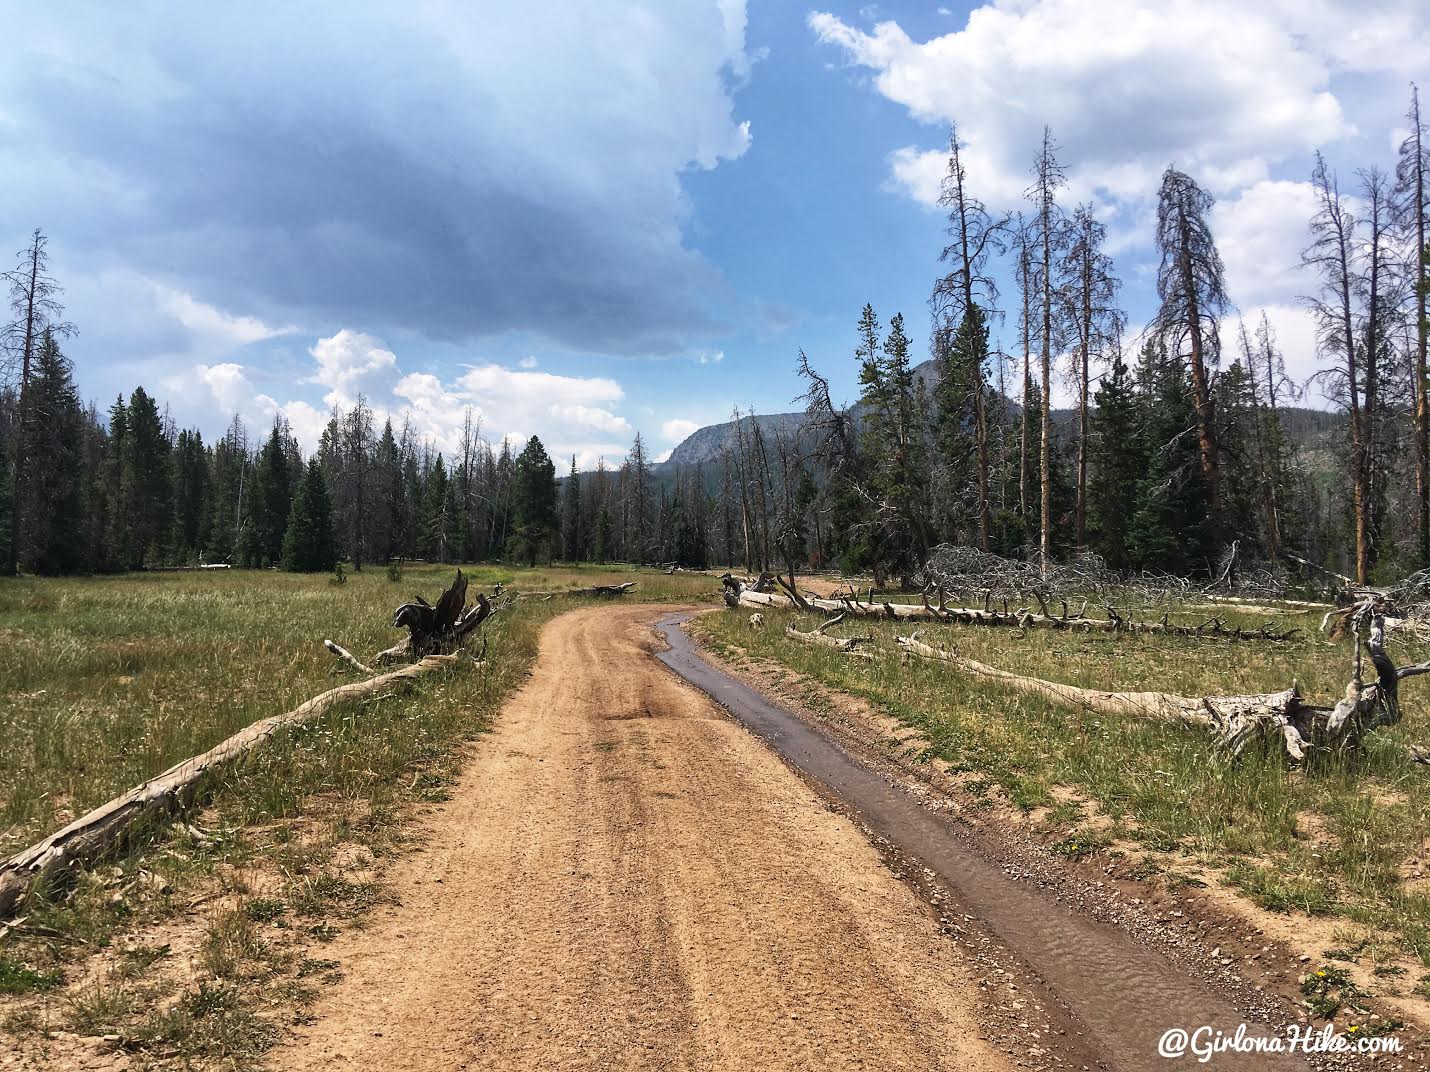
[[279, 605, 1017, 1071]]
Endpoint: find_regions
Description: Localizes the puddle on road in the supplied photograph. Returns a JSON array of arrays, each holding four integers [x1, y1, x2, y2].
[[655, 613, 1310, 1072]]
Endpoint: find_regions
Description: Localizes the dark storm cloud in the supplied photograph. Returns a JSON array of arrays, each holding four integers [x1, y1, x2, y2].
[[3, 2, 753, 355]]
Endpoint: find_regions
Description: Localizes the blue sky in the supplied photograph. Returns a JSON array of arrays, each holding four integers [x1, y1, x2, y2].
[[5, 1, 1427, 465]]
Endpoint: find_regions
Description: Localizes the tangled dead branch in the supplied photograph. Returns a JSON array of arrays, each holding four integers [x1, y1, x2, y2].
[[785, 614, 875, 658]]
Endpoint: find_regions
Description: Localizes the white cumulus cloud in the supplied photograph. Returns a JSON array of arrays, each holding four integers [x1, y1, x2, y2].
[[808, 0, 1416, 212], [661, 418, 702, 442]]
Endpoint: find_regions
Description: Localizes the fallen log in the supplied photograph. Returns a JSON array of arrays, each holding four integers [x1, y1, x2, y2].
[[894, 605, 1430, 765], [510, 581, 639, 600], [0, 653, 459, 919], [729, 584, 1297, 641], [785, 614, 875, 657]]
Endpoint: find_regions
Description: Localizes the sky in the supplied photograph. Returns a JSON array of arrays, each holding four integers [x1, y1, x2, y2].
[[3, 1, 1427, 467]]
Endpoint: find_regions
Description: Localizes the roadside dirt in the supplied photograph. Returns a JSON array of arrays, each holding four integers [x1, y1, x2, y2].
[[682, 623, 1428, 1069], [275, 604, 1038, 1071]]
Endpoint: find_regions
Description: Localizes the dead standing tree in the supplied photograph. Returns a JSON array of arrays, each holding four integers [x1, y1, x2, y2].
[[2, 229, 75, 576], [1062, 204, 1124, 546], [1154, 167, 1228, 545], [1026, 128, 1068, 574], [931, 122, 1010, 552], [1395, 85, 1430, 564], [1305, 155, 1401, 584]]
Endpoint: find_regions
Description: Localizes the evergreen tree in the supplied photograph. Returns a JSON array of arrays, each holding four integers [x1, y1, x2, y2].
[[853, 307, 930, 582], [400, 444, 421, 560], [933, 302, 988, 543], [421, 455, 453, 562], [169, 428, 209, 562], [373, 419, 401, 563], [1087, 347, 1144, 570], [1128, 357, 1212, 573], [281, 459, 336, 572], [512, 435, 557, 567], [242, 420, 296, 567], [17, 330, 88, 574], [98, 395, 129, 570], [594, 505, 612, 564], [119, 386, 171, 569], [560, 454, 582, 561], [206, 416, 247, 565]]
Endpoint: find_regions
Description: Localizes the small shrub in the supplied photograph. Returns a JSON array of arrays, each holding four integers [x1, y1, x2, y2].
[[0, 957, 62, 994], [243, 897, 286, 923], [329, 562, 347, 586], [386, 560, 402, 583], [1050, 828, 1110, 859], [1299, 964, 1368, 1019]]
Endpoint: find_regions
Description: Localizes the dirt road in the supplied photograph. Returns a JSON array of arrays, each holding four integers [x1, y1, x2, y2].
[[278, 605, 1019, 1071]]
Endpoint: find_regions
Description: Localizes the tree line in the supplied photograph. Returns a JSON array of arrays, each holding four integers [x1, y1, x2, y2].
[[714, 89, 1430, 587], [0, 241, 719, 575], [3, 87, 1427, 584]]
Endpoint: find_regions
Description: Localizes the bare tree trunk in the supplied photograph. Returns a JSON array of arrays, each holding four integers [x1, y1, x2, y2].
[[1177, 206, 1220, 541], [1406, 89, 1430, 564], [1040, 216, 1054, 574], [0, 650, 464, 917], [1076, 258, 1091, 546], [7, 238, 41, 575]]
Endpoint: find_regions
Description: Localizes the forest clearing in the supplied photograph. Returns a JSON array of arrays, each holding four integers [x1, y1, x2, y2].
[[7, 1, 1430, 1068]]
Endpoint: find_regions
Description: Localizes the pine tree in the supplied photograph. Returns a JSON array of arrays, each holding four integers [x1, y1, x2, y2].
[[1087, 347, 1144, 570], [206, 416, 247, 565], [17, 330, 88, 574], [512, 435, 557, 567], [3, 230, 75, 575], [242, 420, 296, 567], [421, 455, 453, 562], [119, 386, 172, 569], [98, 395, 129, 570], [560, 454, 582, 561], [169, 429, 209, 562], [1128, 356, 1212, 573], [281, 459, 336, 572], [594, 505, 612, 563], [933, 302, 988, 543]]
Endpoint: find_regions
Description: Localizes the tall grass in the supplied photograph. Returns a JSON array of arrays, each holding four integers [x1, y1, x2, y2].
[[0, 564, 712, 855]]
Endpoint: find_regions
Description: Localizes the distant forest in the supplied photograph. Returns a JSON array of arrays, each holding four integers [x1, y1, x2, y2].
[[2, 87, 1428, 584]]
